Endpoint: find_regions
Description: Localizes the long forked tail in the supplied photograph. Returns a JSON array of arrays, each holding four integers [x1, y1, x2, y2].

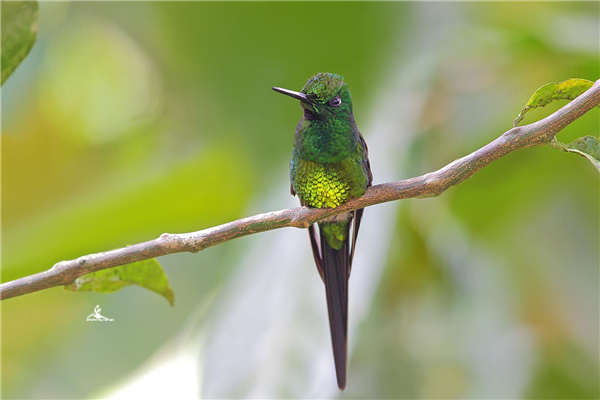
[[319, 223, 350, 390]]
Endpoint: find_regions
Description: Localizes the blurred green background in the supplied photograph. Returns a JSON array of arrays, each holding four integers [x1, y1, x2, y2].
[[2, 2, 598, 399]]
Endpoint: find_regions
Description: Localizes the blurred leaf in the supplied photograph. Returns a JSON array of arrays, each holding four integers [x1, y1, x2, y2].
[[550, 135, 600, 171], [37, 17, 162, 145], [525, 341, 600, 399], [513, 78, 595, 126], [64, 259, 175, 306], [1, 1, 39, 84]]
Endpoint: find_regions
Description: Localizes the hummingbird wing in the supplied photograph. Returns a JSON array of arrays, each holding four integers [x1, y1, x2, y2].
[[298, 197, 325, 281], [349, 132, 373, 276], [349, 208, 363, 275], [359, 132, 374, 186], [308, 224, 324, 281]]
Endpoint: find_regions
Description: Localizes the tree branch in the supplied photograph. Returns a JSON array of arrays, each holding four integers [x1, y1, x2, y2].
[[2, 80, 599, 301]]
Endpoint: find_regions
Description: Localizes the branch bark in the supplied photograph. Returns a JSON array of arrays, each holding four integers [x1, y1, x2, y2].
[[2, 80, 599, 301]]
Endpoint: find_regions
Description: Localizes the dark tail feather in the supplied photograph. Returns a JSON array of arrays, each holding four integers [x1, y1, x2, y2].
[[319, 226, 349, 390]]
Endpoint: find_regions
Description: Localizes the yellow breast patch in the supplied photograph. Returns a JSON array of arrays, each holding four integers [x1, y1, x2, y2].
[[297, 167, 350, 208]]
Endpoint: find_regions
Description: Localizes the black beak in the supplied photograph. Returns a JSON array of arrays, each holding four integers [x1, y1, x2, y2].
[[272, 87, 312, 104]]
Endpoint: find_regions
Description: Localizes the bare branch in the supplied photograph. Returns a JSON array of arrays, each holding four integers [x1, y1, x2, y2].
[[2, 80, 599, 301]]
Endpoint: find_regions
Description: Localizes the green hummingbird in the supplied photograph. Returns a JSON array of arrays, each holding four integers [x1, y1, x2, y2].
[[273, 72, 373, 390]]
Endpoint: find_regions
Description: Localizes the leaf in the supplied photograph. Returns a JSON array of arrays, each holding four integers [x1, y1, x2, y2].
[[65, 259, 175, 306], [550, 136, 600, 171], [513, 78, 596, 127], [514, 78, 600, 170], [1, 1, 39, 85]]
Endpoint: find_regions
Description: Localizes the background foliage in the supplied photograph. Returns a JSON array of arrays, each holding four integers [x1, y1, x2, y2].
[[2, 2, 598, 399], [1, 1, 38, 84]]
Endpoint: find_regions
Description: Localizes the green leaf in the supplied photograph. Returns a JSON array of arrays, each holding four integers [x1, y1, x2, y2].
[[1, 1, 39, 85], [514, 78, 600, 170], [550, 136, 600, 171], [65, 259, 175, 306], [513, 78, 596, 126]]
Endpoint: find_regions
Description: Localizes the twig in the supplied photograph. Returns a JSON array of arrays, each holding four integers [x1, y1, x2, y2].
[[2, 80, 599, 301]]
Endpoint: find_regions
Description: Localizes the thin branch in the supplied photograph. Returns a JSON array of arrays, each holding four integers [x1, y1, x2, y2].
[[2, 80, 599, 301]]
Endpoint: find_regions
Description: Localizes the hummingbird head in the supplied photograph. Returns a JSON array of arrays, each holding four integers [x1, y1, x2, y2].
[[272, 72, 353, 121]]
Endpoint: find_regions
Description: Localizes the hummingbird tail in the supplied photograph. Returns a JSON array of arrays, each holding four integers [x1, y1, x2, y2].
[[319, 223, 350, 390]]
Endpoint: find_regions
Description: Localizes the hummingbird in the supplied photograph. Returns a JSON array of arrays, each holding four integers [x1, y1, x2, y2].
[[273, 73, 373, 390]]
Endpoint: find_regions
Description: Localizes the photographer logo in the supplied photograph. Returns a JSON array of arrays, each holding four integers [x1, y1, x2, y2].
[[86, 305, 114, 322]]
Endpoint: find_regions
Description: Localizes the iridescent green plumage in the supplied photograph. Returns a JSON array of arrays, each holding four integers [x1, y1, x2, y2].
[[289, 73, 370, 213], [273, 73, 373, 390]]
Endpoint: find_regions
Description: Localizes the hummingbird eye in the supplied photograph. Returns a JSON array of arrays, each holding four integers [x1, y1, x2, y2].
[[329, 97, 342, 107]]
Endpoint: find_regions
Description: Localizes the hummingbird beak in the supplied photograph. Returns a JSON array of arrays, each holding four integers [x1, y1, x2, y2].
[[272, 87, 312, 104]]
